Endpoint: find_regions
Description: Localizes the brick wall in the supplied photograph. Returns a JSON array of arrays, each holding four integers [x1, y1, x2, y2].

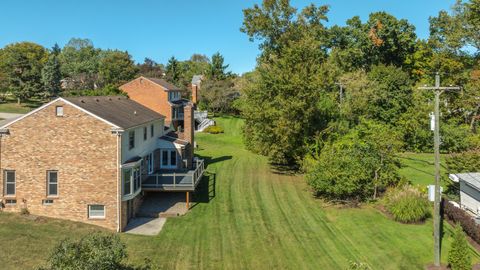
[[0, 100, 120, 231], [120, 77, 173, 124]]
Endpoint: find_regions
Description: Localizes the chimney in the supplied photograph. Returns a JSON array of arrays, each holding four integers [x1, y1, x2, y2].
[[191, 84, 198, 105], [184, 103, 194, 169]]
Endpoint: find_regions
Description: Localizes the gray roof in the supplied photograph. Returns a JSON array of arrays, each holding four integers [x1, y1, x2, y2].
[[191, 75, 203, 85], [64, 96, 164, 129], [145, 77, 181, 91], [456, 173, 480, 188]]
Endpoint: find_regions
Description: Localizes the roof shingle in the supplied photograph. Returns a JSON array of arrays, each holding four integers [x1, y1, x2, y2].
[[64, 96, 164, 129]]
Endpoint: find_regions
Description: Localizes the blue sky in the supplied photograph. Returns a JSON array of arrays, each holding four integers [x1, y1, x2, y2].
[[0, 0, 455, 74]]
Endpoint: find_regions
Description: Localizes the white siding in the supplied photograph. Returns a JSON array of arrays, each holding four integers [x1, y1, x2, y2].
[[121, 119, 164, 163]]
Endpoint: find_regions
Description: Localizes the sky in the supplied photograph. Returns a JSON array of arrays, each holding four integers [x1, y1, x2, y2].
[[0, 0, 456, 74]]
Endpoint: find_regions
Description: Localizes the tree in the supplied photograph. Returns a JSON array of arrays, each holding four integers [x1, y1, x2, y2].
[[0, 42, 48, 103], [165, 56, 181, 85], [98, 50, 138, 86], [58, 38, 99, 90], [208, 52, 230, 80], [198, 77, 239, 114], [42, 45, 62, 98], [448, 224, 472, 270], [137, 58, 164, 78], [329, 12, 417, 70], [306, 120, 401, 201], [241, 0, 333, 165]]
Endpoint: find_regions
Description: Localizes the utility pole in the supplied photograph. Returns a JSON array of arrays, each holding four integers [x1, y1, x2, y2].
[[419, 72, 460, 267], [335, 82, 345, 103]]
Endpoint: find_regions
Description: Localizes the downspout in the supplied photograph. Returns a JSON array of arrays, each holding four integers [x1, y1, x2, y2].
[[113, 129, 123, 232]]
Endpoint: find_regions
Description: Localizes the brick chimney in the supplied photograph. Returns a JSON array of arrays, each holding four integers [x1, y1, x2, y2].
[[191, 84, 198, 105], [183, 103, 194, 169]]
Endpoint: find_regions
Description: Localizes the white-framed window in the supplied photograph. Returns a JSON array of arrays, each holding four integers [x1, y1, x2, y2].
[[42, 199, 54, 205], [143, 126, 147, 141], [5, 199, 16, 205], [88, 205, 105, 219], [128, 131, 135, 150], [47, 171, 58, 196], [123, 169, 131, 196], [4, 170, 15, 196], [56, 106, 64, 117]]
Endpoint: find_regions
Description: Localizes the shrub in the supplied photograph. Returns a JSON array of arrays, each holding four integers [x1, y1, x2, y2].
[[203, 125, 224, 134], [448, 224, 471, 270], [384, 185, 430, 223], [443, 198, 480, 244], [40, 233, 127, 270], [306, 120, 401, 201]]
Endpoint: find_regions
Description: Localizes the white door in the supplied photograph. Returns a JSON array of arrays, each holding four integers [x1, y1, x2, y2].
[[160, 149, 177, 169]]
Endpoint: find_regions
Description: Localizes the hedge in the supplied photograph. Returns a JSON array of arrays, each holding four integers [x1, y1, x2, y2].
[[443, 198, 480, 244]]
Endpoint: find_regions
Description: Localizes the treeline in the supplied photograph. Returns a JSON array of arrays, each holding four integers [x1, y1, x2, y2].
[[0, 38, 239, 111], [239, 0, 480, 201]]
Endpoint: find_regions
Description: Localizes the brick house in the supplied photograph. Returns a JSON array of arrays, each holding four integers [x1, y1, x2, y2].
[[119, 77, 190, 129], [120, 76, 214, 132], [0, 96, 204, 231]]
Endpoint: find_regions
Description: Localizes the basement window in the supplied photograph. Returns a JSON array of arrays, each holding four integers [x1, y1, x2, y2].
[[56, 106, 64, 117], [5, 199, 16, 205], [88, 205, 105, 219], [42, 199, 54, 205]]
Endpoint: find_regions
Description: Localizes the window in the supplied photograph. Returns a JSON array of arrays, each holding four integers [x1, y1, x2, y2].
[[150, 124, 154, 138], [42, 199, 54, 205], [88, 205, 105, 219], [47, 171, 58, 196], [4, 170, 15, 196], [55, 106, 64, 117], [5, 199, 16, 205], [128, 131, 135, 150], [162, 151, 168, 166], [170, 150, 177, 166], [133, 167, 140, 191], [143, 126, 147, 141], [123, 169, 131, 196], [148, 153, 154, 174]]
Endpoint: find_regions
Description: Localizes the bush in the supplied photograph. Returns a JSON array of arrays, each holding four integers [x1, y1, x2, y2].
[[443, 198, 480, 244], [203, 125, 224, 134], [384, 185, 431, 223], [448, 224, 472, 270]]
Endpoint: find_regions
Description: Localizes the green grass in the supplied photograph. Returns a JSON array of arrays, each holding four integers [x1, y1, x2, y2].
[[0, 101, 39, 113], [0, 116, 478, 269], [398, 152, 448, 187]]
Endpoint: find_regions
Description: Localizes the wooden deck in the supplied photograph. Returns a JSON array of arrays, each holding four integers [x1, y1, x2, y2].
[[142, 160, 205, 191]]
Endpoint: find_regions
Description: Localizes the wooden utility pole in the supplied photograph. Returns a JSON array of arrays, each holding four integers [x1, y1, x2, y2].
[[335, 82, 345, 103], [419, 72, 460, 267]]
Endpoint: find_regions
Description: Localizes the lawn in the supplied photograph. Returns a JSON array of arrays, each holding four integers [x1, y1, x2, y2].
[[0, 116, 478, 269], [0, 101, 39, 113]]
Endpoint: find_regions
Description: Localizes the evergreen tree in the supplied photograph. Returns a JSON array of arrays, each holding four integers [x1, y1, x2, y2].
[[208, 52, 230, 80], [165, 56, 181, 84], [42, 45, 62, 98], [448, 224, 471, 270]]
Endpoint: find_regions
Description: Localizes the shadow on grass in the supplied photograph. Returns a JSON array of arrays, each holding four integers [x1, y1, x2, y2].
[[270, 162, 298, 176], [191, 172, 216, 209]]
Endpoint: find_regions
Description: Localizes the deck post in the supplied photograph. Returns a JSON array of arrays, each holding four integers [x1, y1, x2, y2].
[[186, 191, 189, 210]]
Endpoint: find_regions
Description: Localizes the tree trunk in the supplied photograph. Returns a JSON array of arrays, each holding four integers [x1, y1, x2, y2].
[[17, 97, 20, 105]]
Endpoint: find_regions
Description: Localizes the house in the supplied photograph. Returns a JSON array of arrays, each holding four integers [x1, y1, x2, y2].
[[0, 96, 204, 231], [449, 173, 480, 215], [119, 77, 189, 129], [191, 74, 203, 106], [120, 76, 214, 132]]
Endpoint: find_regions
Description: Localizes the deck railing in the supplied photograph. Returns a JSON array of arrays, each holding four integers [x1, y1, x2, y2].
[[142, 159, 205, 190]]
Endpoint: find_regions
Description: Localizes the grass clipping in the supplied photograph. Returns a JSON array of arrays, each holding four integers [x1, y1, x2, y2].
[[384, 185, 431, 223]]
